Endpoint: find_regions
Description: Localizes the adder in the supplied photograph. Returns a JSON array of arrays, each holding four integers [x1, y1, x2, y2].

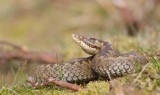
[[27, 34, 148, 87]]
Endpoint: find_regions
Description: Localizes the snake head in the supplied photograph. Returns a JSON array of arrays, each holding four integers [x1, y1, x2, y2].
[[72, 34, 105, 55]]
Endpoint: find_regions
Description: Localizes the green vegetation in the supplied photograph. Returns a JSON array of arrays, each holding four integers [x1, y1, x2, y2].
[[0, 0, 160, 95]]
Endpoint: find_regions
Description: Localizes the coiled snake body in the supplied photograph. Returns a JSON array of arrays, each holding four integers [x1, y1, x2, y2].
[[27, 34, 148, 86]]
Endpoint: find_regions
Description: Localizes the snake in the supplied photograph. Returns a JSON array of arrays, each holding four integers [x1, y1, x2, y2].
[[27, 34, 148, 87]]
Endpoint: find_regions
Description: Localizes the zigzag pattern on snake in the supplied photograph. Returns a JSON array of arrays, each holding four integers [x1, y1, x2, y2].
[[27, 34, 148, 86]]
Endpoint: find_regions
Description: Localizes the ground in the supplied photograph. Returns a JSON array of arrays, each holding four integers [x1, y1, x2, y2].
[[0, 0, 160, 95]]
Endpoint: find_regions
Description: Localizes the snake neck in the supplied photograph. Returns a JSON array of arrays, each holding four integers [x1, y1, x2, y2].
[[98, 42, 117, 57]]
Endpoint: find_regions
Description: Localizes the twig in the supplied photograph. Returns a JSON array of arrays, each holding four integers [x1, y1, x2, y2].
[[0, 40, 62, 64], [48, 78, 81, 91], [107, 70, 112, 80], [112, 0, 141, 36], [0, 40, 28, 52], [133, 63, 149, 83], [109, 79, 124, 95], [0, 51, 60, 64]]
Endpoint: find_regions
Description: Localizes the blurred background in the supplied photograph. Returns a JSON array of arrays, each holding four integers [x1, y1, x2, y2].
[[0, 0, 160, 87]]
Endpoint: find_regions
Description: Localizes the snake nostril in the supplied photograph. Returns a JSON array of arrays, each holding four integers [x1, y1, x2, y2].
[[28, 34, 150, 88]]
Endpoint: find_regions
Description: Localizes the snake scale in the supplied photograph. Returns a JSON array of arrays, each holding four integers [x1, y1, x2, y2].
[[27, 34, 148, 87]]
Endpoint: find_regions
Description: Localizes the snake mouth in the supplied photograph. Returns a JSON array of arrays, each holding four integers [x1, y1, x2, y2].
[[72, 34, 101, 55], [72, 34, 83, 45]]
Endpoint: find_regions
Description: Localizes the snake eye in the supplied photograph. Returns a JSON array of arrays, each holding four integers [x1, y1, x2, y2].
[[72, 34, 107, 55]]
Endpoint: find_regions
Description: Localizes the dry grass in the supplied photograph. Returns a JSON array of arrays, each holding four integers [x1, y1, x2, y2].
[[0, 0, 160, 95]]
